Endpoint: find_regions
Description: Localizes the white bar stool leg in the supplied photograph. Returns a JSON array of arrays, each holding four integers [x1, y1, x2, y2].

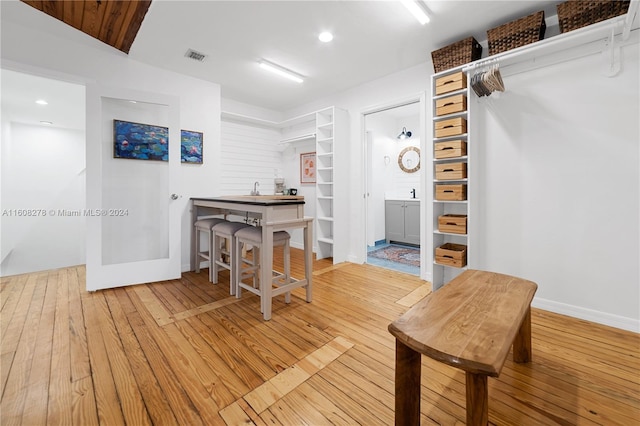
[[283, 240, 291, 304]]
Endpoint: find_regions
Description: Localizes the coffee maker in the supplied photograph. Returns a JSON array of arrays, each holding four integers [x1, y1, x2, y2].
[[274, 178, 285, 195]]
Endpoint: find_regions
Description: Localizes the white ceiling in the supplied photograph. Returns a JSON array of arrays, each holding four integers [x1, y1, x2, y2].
[[1, 69, 86, 130], [1, 0, 567, 119], [129, 0, 559, 111]]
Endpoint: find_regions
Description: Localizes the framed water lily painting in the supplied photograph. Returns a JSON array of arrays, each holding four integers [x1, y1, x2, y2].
[[180, 129, 203, 164], [113, 119, 168, 161]]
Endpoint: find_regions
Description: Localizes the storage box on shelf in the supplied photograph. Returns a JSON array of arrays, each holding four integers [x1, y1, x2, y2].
[[435, 162, 467, 180], [435, 71, 467, 95], [435, 184, 467, 201], [557, 0, 630, 33], [435, 117, 467, 138], [434, 140, 467, 159], [435, 243, 468, 268], [435, 94, 467, 116], [438, 214, 467, 235], [431, 37, 482, 73], [487, 10, 546, 56]]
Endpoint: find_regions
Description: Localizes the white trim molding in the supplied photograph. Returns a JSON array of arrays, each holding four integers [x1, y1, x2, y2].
[[532, 297, 639, 333]]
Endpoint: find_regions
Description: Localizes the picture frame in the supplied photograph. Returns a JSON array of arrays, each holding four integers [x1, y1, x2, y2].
[[300, 152, 316, 183], [113, 119, 168, 161], [180, 129, 203, 164]]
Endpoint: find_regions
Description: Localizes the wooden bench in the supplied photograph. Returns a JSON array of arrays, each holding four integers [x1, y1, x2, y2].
[[388, 269, 537, 425]]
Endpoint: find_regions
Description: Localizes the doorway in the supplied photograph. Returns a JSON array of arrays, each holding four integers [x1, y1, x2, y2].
[[0, 69, 86, 276], [363, 100, 422, 275]]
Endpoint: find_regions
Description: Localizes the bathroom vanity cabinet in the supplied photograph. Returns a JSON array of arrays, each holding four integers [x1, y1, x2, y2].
[[385, 200, 420, 246]]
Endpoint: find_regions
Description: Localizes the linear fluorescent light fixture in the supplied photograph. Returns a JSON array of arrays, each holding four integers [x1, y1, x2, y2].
[[401, 0, 430, 25], [258, 60, 304, 83]]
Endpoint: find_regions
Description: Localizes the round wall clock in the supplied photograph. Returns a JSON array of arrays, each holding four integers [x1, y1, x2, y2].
[[398, 146, 420, 173]]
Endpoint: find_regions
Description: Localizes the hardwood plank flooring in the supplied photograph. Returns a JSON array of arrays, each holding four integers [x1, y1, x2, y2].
[[1, 250, 639, 425]]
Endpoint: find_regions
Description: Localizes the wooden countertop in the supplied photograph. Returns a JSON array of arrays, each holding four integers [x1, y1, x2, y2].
[[191, 195, 305, 206]]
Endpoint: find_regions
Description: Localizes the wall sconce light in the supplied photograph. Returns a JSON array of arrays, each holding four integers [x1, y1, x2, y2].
[[397, 127, 412, 140]]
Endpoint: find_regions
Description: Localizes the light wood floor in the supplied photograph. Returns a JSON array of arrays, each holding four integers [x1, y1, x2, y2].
[[1, 249, 639, 425]]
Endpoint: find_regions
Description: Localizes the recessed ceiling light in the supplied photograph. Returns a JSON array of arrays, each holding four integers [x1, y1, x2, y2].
[[35, 99, 48, 105], [40, 121, 53, 125], [319, 32, 333, 43], [258, 60, 304, 83], [401, 0, 430, 25]]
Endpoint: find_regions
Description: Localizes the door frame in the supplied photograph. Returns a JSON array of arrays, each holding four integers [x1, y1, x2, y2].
[[359, 92, 428, 280], [85, 83, 181, 291]]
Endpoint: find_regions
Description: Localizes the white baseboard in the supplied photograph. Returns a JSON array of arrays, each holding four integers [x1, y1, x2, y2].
[[532, 297, 639, 333]]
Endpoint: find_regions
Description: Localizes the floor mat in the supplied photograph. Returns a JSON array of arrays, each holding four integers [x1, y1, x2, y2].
[[368, 244, 420, 267]]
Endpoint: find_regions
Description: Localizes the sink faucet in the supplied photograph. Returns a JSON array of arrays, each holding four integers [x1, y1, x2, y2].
[[411, 188, 416, 199], [251, 181, 260, 196]]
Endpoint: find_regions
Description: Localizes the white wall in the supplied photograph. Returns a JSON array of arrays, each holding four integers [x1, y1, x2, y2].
[[1, 2, 221, 274], [474, 44, 639, 330], [1, 123, 86, 275]]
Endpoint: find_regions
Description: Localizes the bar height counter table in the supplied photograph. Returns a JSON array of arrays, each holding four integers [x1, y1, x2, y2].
[[191, 196, 313, 320]]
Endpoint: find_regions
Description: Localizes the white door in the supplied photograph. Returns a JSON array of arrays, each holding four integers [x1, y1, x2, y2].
[[85, 84, 181, 291]]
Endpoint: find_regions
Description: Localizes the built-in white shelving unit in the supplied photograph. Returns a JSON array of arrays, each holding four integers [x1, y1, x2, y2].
[[314, 106, 348, 261], [429, 70, 471, 291]]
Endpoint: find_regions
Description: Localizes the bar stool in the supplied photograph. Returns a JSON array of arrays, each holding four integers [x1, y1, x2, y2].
[[194, 217, 228, 282], [234, 226, 292, 313], [212, 221, 252, 295]]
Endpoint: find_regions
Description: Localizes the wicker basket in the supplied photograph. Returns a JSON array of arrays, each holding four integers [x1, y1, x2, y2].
[[431, 37, 482, 73], [557, 1, 630, 33], [487, 11, 546, 56]]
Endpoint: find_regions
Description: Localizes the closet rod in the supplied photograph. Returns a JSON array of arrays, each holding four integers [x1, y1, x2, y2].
[[462, 14, 630, 74], [278, 133, 316, 144]]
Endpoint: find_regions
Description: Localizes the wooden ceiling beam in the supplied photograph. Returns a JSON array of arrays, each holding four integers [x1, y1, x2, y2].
[[19, 0, 151, 54]]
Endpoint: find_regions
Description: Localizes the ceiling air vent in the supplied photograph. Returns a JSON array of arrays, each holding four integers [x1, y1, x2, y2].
[[185, 49, 206, 62]]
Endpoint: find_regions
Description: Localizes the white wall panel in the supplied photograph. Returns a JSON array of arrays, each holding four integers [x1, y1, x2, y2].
[[220, 121, 283, 196]]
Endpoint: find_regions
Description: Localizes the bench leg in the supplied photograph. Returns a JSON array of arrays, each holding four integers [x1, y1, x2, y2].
[[513, 306, 532, 363], [394, 339, 421, 426], [466, 372, 488, 426]]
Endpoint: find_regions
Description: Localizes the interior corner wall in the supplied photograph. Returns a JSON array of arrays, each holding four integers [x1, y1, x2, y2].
[[1, 4, 222, 274], [1, 123, 86, 276], [474, 43, 639, 330]]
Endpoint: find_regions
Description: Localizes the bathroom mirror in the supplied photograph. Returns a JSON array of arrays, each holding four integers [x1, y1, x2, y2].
[[398, 146, 420, 173]]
